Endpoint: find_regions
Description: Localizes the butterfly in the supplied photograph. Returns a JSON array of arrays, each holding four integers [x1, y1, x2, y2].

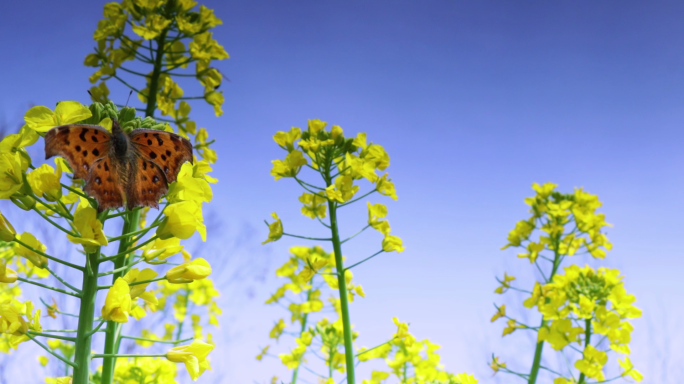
[[45, 119, 193, 212]]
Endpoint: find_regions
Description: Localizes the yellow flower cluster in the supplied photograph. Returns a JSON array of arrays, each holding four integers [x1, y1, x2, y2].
[[0, 99, 222, 382], [357, 318, 477, 384], [259, 246, 476, 384], [267, 120, 404, 252], [502, 182, 612, 261], [526, 265, 642, 381], [492, 182, 642, 383], [85, 0, 226, 164]]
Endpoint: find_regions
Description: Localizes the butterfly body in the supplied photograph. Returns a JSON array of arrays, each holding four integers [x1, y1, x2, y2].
[[45, 120, 193, 212]]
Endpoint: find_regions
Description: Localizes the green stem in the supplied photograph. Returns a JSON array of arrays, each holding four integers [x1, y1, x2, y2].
[[92, 354, 166, 358], [119, 335, 193, 345], [106, 224, 157, 242], [13, 237, 84, 271], [27, 333, 77, 368], [528, 235, 561, 384], [46, 265, 82, 294], [328, 196, 356, 384], [99, 236, 157, 262], [97, 276, 166, 290], [100, 210, 141, 384], [144, 30, 168, 118], [16, 277, 81, 298], [27, 331, 76, 342], [344, 250, 384, 271], [72, 250, 101, 384], [577, 319, 592, 384]]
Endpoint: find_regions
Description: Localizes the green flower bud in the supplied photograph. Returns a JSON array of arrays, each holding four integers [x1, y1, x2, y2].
[[118, 107, 137, 124]]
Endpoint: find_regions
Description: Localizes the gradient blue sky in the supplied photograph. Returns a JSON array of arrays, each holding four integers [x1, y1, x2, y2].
[[1, 1, 683, 383]]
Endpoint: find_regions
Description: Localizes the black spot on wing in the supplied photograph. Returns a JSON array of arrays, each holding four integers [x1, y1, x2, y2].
[[76, 145, 81, 152], [93, 148, 100, 157], [149, 151, 157, 159], [153, 133, 164, 146], [79, 129, 88, 142]]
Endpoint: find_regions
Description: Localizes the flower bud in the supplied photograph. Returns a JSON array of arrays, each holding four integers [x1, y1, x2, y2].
[[166, 258, 211, 283]]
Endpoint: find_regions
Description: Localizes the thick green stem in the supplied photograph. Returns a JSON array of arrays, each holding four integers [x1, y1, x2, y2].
[[577, 319, 592, 384], [144, 31, 168, 118], [328, 201, 355, 384], [100, 210, 141, 384], [71, 251, 101, 384], [528, 234, 562, 384]]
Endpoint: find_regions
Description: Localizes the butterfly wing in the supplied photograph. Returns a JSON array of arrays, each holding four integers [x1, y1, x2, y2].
[[126, 156, 168, 210], [129, 129, 193, 183], [45, 125, 112, 180], [84, 156, 126, 212], [127, 129, 192, 209]]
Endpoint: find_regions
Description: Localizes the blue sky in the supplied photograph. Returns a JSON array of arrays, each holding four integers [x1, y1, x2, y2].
[[1, 1, 683, 383]]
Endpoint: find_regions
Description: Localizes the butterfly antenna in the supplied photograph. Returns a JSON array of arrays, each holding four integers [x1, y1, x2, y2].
[[87, 90, 92, 97], [125, 90, 133, 108]]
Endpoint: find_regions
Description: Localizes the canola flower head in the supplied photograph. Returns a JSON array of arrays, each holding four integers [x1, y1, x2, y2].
[[166, 258, 212, 283], [157, 200, 207, 241], [166, 339, 214, 381], [13, 232, 48, 268], [262, 213, 283, 244], [101, 277, 132, 323], [24, 102, 92, 133], [66, 204, 108, 253]]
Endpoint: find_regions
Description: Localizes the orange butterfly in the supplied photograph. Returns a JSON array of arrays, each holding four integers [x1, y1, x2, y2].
[[45, 120, 193, 212]]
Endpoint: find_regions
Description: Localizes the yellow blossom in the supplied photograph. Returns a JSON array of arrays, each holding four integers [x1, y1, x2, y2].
[[269, 319, 286, 340], [618, 357, 643, 382], [0, 212, 15, 241], [27, 161, 63, 202], [262, 213, 283, 244], [491, 305, 505, 322], [24, 102, 91, 133], [13, 232, 47, 268], [299, 192, 327, 219], [574, 345, 607, 381], [274, 127, 301, 152], [166, 340, 214, 381], [167, 162, 212, 203], [101, 278, 131, 323], [142, 237, 184, 263], [495, 273, 516, 294], [0, 260, 17, 284], [132, 14, 171, 39], [367, 202, 390, 234], [66, 205, 108, 252], [271, 150, 307, 180], [166, 258, 211, 283], [376, 174, 397, 200], [157, 201, 207, 241], [0, 152, 26, 199], [382, 234, 405, 253], [45, 377, 72, 384]]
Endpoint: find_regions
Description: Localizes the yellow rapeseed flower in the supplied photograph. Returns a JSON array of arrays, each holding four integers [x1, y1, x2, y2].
[[101, 278, 132, 323], [24, 102, 91, 133], [66, 205, 108, 253], [142, 237, 184, 263], [166, 340, 214, 381], [157, 201, 207, 241], [262, 213, 283, 244], [13, 232, 47, 268], [166, 258, 211, 283]]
